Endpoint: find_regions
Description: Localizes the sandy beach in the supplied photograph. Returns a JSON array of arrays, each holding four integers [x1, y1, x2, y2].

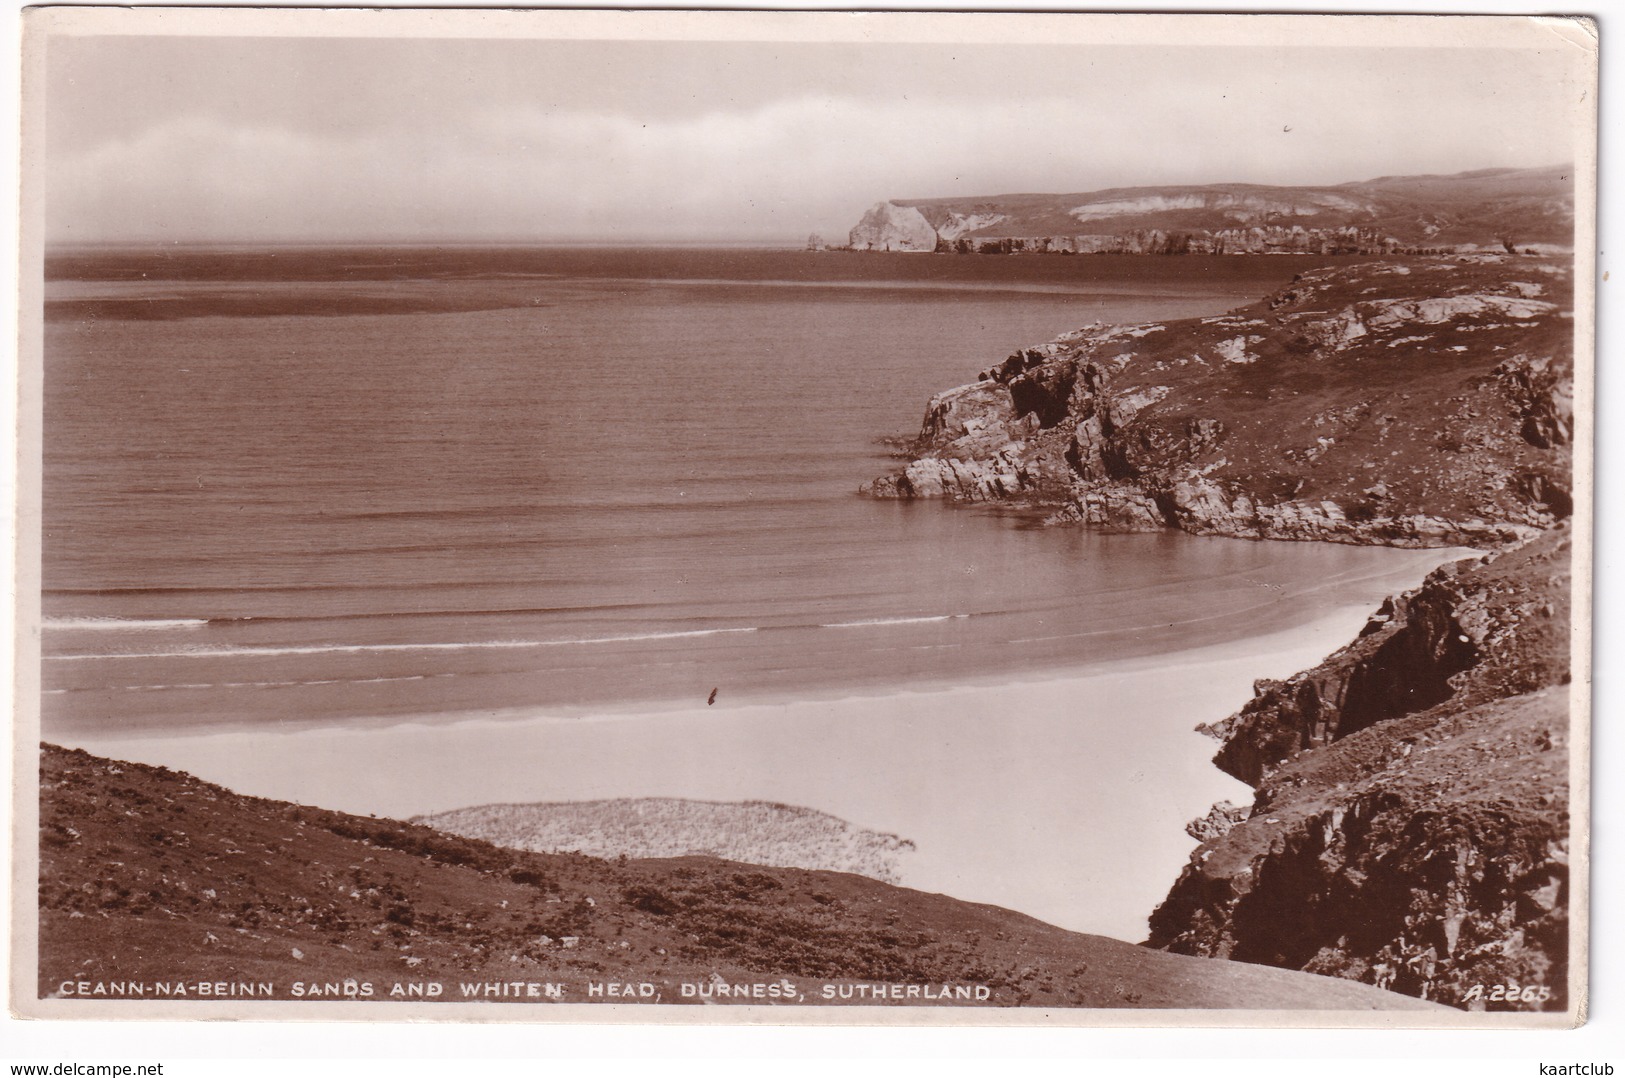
[[60, 588, 1448, 944]]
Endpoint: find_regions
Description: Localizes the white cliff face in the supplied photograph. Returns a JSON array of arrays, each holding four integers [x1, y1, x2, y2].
[[932, 211, 1008, 241], [1068, 191, 1377, 224], [1069, 193, 1209, 221], [847, 202, 939, 252]]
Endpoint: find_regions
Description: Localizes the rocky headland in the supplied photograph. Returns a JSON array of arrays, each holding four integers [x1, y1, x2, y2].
[[866, 251, 1577, 1012], [847, 166, 1573, 255], [864, 255, 1572, 550]]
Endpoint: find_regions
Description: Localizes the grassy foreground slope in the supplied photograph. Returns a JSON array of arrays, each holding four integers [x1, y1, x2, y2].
[[37, 744, 1437, 1010]]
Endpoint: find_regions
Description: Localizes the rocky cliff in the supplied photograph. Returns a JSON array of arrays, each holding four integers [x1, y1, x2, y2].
[[864, 255, 1573, 549], [851, 166, 1573, 254], [1148, 529, 1573, 1012], [867, 250, 1577, 1012]]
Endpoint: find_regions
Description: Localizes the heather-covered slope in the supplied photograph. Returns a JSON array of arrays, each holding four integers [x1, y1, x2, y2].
[[1148, 530, 1573, 1012], [865, 255, 1572, 549], [36, 745, 1439, 1010], [849, 166, 1573, 253]]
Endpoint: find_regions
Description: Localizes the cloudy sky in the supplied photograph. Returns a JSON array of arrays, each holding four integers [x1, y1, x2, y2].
[[42, 20, 1591, 244]]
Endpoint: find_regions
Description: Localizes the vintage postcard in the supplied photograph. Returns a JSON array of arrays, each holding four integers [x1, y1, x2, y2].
[[12, 7, 1596, 1026]]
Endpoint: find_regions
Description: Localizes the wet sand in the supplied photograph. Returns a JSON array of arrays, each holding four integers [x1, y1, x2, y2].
[[61, 590, 1438, 943]]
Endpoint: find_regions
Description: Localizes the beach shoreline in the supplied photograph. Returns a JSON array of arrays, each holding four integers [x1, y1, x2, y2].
[[55, 574, 1459, 943]]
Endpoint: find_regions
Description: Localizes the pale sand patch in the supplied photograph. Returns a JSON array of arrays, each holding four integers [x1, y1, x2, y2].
[[60, 596, 1413, 944]]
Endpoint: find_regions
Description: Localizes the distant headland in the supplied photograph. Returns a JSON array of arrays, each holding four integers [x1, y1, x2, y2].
[[827, 165, 1572, 256]]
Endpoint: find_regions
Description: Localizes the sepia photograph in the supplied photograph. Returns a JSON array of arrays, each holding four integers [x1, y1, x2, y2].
[[11, 7, 1597, 1030]]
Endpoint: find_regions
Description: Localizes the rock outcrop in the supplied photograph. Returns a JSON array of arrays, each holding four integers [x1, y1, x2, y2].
[[415, 798, 917, 885], [1148, 529, 1573, 1012], [1203, 531, 1572, 786], [865, 256, 1574, 549]]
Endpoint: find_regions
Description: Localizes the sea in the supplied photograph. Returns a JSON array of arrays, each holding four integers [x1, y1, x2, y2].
[[40, 246, 1432, 735], [40, 246, 1461, 936]]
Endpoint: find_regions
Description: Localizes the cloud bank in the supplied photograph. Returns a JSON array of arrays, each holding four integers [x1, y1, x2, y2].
[[44, 38, 1588, 244]]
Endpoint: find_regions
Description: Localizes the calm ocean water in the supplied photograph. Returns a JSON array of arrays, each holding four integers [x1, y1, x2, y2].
[[43, 247, 1425, 739]]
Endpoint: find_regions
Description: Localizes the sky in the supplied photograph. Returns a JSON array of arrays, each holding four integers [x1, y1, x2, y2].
[[40, 23, 1594, 245]]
